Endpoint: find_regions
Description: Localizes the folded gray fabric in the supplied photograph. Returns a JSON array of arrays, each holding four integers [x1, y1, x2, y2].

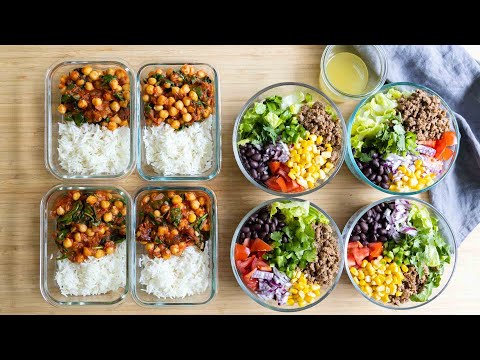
[[365, 45, 480, 245]]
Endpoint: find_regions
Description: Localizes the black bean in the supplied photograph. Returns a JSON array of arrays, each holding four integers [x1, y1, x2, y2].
[[382, 175, 389, 183], [259, 231, 267, 239], [368, 174, 376, 181], [263, 224, 269, 233], [241, 226, 250, 234], [372, 159, 380, 168], [364, 168, 372, 177], [257, 219, 264, 225], [372, 152, 378, 159], [273, 217, 278, 226], [250, 160, 259, 169], [260, 213, 268, 222], [375, 205, 382, 213], [388, 203, 395, 210], [246, 148, 255, 157], [375, 175, 382, 183], [378, 166, 384, 175], [270, 224, 276, 232], [251, 169, 258, 179], [351, 235, 360, 242], [360, 222, 368, 232], [261, 174, 269, 182], [252, 153, 261, 161], [380, 183, 388, 189], [253, 224, 262, 231], [357, 162, 363, 170], [246, 231, 251, 239], [367, 217, 373, 224], [240, 233, 245, 239], [379, 228, 387, 235], [379, 236, 387, 242], [360, 233, 367, 241], [278, 221, 285, 228], [354, 224, 361, 233], [375, 213, 381, 221]]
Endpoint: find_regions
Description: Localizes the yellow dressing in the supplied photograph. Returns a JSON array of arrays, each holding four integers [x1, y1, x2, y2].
[[325, 52, 369, 95]]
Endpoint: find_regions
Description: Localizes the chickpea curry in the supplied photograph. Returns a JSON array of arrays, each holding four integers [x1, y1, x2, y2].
[[52, 190, 127, 263], [57, 66, 131, 131], [136, 190, 211, 260], [141, 64, 215, 129]]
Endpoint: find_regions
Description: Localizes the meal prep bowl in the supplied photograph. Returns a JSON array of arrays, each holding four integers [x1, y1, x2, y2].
[[45, 59, 136, 180], [230, 198, 344, 312], [346, 82, 460, 195], [131, 186, 218, 306], [136, 63, 221, 181], [40, 184, 131, 306], [343, 196, 457, 310], [233, 82, 346, 197]]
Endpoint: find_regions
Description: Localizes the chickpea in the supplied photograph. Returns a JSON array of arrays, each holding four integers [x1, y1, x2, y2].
[[85, 82, 94, 91], [202, 108, 211, 118], [201, 222, 210, 231], [122, 84, 130, 91], [154, 86, 163, 95], [148, 77, 157, 85], [157, 226, 168, 236], [195, 208, 205, 217], [115, 85, 123, 92], [142, 94, 150, 102], [111, 207, 119, 216], [108, 122, 118, 131], [115, 69, 125, 79], [109, 79, 119, 89], [142, 195, 150, 204], [171, 86, 180, 95], [119, 100, 128, 108], [159, 110, 169, 119], [168, 107, 179, 117], [74, 232, 81, 242], [78, 224, 87, 233], [166, 68, 174, 77], [86, 195, 97, 205], [123, 91, 131, 100], [111, 115, 122, 124], [179, 241, 187, 251], [182, 113, 193, 123], [83, 247, 93, 257], [89, 70, 99, 81], [180, 64, 190, 75], [171, 120, 180, 129], [157, 95, 167, 105], [110, 101, 120, 112], [76, 254, 85, 263], [170, 244, 179, 255], [198, 197, 206, 206], [82, 66, 92, 75], [153, 210, 161, 218], [175, 100, 184, 110], [95, 249, 105, 259], [107, 68, 115, 76], [100, 200, 110, 209], [168, 97, 176, 106], [114, 200, 123, 209], [57, 104, 67, 115], [121, 207, 127, 216], [181, 107, 188, 115], [197, 70, 206, 78], [188, 213, 197, 223], [171, 229, 179, 236], [154, 105, 163, 112], [145, 85, 154, 95], [70, 70, 80, 80], [56, 206, 65, 216], [145, 243, 155, 252], [78, 99, 88, 109], [98, 226, 106, 235], [103, 212, 113, 222], [120, 120, 128, 127], [172, 195, 182, 205], [185, 192, 196, 201], [190, 200, 200, 210], [162, 249, 171, 260], [182, 97, 191, 106], [160, 204, 170, 214], [164, 82, 171, 89], [105, 246, 115, 255], [187, 105, 195, 113], [181, 84, 190, 94], [155, 69, 163, 75], [86, 229, 95, 237], [72, 191, 81, 201], [92, 97, 102, 107], [189, 90, 199, 101], [63, 238, 73, 248], [60, 87, 67, 94], [76, 79, 85, 86], [167, 191, 175, 198], [59, 83, 66, 90]]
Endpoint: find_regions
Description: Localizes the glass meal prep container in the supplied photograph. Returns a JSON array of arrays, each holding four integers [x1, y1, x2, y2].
[[130, 186, 218, 306], [45, 59, 136, 180], [40, 184, 131, 306], [136, 63, 221, 181]]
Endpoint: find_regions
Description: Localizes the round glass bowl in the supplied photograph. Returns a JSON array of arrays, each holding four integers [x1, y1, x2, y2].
[[230, 198, 344, 312], [346, 82, 460, 196], [319, 45, 388, 103], [233, 82, 346, 197], [343, 196, 457, 310]]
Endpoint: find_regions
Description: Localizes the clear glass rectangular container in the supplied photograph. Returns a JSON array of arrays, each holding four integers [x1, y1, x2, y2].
[[136, 63, 221, 181], [131, 186, 218, 306], [45, 59, 136, 180], [40, 184, 132, 306]]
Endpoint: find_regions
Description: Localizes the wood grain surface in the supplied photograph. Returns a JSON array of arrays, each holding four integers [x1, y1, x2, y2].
[[0, 45, 478, 314]]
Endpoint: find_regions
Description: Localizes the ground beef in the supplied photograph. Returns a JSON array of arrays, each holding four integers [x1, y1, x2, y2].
[[304, 222, 340, 288], [390, 265, 429, 305], [297, 101, 342, 149], [397, 89, 450, 141]]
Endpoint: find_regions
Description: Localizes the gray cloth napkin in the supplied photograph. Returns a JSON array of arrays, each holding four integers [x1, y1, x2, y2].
[[365, 45, 480, 246]]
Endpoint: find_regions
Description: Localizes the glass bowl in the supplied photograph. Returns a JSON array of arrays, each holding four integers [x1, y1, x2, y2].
[[40, 184, 131, 306], [230, 198, 344, 312], [130, 186, 218, 307], [45, 59, 136, 180], [342, 196, 457, 310], [346, 82, 461, 195], [319, 45, 388, 103], [136, 63, 221, 181], [233, 82, 346, 197]]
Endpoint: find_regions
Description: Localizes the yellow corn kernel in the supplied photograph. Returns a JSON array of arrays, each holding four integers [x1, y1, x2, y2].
[[376, 285, 386, 293], [398, 166, 406, 173], [365, 285, 373, 294], [290, 288, 298, 295], [385, 286, 391, 294], [325, 143, 332, 148], [357, 270, 365, 280], [373, 294, 381, 301], [287, 161, 294, 168], [414, 159, 422, 167], [318, 170, 326, 180], [309, 134, 317, 142], [365, 275, 371, 283], [385, 257, 392, 263], [359, 280, 366, 286], [402, 176, 409, 182], [314, 290, 321, 296], [305, 296, 314, 303], [311, 284, 320, 291], [395, 291, 403, 297], [381, 295, 390, 303], [401, 264, 409, 273], [408, 177, 419, 187], [389, 284, 397, 294], [385, 276, 393, 285], [298, 300, 307, 307], [294, 143, 301, 150], [290, 278, 297, 284], [354, 277, 360, 285], [366, 263, 374, 273], [379, 264, 387, 272], [287, 298, 295, 306], [298, 290, 305, 299], [360, 259, 368, 268]]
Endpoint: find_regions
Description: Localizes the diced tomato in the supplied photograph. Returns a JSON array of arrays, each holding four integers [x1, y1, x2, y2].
[[268, 161, 281, 174], [243, 268, 259, 291], [234, 243, 250, 261], [441, 131, 457, 146], [236, 256, 255, 275], [367, 242, 383, 258], [289, 181, 305, 192], [250, 238, 273, 252], [441, 147, 454, 160], [252, 257, 272, 271], [417, 140, 437, 148], [434, 138, 447, 159], [347, 241, 362, 252], [347, 254, 356, 267], [279, 163, 290, 173], [352, 247, 370, 267], [265, 177, 281, 191], [276, 176, 288, 192], [242, 238, 251, 248]]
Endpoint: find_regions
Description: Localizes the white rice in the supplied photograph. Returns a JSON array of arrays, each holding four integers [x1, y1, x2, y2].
[[143, 116, 214, 175], [58, 122, 130, 175], [139, 246, 210, 299], [55, 242, 127, 297]]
